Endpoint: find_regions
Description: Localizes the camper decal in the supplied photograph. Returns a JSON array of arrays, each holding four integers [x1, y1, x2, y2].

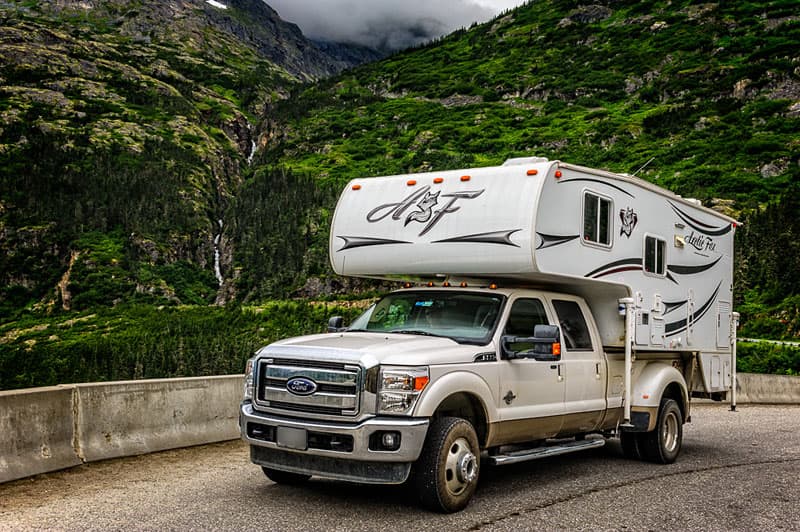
[[665, 282, 722, 336], [434, 229, 522, 247], [366, 186, 484, 237], [337, 236, 412, 251], [585, 257, 642, 278], [619, 207, 638, 238], [669, 202, 732, 237], [536, 232, 580, 250], [663, 299, 687, 315], [667, 256, 722, 276], [558, 177, 635, 198], [684, 231, 717, 253]]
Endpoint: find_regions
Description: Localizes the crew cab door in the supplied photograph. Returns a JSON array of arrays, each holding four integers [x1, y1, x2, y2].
[[550, 297, 606, 433], [495, 297, 565, 442]]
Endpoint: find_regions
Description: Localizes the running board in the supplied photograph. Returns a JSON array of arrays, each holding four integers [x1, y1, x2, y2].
[[487, 438, 606, 466]]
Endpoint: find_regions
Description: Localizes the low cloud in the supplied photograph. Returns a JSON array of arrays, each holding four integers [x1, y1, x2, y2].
[[265, 0, 503, 51]]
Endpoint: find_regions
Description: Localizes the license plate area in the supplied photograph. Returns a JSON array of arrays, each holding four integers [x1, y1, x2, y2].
[[276, 426, 308, 450]]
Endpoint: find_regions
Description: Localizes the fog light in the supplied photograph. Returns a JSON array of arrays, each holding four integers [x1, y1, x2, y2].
[[381, 431, 401, 451]]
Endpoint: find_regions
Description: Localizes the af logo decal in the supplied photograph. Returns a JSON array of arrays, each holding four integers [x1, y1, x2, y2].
[[620, 207, 638, 238], [405, 191, 440, 226], [367, 185, 484, 236]]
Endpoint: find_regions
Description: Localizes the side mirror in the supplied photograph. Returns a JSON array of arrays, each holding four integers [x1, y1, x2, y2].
[[501, 325, 561, 361], [328, 316, 345, 332]]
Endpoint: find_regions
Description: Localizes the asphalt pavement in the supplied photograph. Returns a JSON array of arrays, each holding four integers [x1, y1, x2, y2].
[[1, 404, 798, 531]]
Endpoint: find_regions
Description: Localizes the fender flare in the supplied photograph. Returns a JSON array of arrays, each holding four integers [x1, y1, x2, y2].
[[630, 362, 688, 431], [413, 370, 497, 423]]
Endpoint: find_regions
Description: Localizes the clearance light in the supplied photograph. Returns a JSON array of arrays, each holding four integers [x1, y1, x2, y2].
[[427, 281, 435, 287], [460, 282, 469, 288], [642, 394, 650, 399], [552, 343, 562, 356], [527, 169, 538, 176], [407, 179, 417, 186], [555, 170, 563, 178], [403, 282, 413, 289], [460, 175, 471, 182], [352, 184, 362, 190], [433, 177, 444, 184], [442, 281, 451, 287], [488, 283, 498, 290]]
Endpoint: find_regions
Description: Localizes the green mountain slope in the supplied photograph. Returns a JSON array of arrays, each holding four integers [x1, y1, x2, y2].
[[264, 0, 799, 201], [0, 0, 377, 315]]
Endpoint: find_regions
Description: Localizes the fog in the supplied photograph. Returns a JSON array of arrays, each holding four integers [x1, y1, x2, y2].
[[266, 0, 526, 51]]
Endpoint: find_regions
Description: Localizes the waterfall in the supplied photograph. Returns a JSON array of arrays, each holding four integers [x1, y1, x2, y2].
[[213, 219, 224, 286]]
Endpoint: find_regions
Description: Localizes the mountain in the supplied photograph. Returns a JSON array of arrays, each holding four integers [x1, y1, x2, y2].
[[1, 0, 799, 317], [0, 0, 376, 315], [239, 0, 799, 303]]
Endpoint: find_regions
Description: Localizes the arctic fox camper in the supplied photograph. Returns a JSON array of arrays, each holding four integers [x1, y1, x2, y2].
[[241, 157, 739, 512]]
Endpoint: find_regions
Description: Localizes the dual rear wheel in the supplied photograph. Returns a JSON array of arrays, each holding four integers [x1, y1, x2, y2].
[[621, 398, 683, 464]]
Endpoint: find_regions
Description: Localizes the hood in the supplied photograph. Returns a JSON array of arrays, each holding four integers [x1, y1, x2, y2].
[[259, 332, 490, 367]]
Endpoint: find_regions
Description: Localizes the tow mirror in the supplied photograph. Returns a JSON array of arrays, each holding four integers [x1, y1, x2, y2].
[[328, 316, 345, 332], [501, 324, 561, 361]]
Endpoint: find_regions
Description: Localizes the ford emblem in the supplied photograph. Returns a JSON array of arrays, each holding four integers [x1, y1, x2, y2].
[[286, 377, 318, 396]]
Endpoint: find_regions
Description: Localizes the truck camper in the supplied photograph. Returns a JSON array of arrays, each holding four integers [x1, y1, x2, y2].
[[241, 157, 739, 512]]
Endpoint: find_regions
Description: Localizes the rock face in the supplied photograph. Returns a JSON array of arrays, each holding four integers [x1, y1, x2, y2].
[[0, 0, 383, 311]]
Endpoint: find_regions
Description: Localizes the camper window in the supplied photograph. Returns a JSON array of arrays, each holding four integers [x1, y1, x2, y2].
[[582, 191, 612, 247], [644, 235, 666, 276]]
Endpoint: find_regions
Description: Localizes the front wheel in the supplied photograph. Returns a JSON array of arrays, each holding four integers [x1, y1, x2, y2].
[[414, 417, 481, 513], [261, 467, 311, 485], [641, 398, 683, 464]]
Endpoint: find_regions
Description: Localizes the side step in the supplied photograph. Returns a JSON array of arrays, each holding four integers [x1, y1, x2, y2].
[[487, 438, 606, 466]]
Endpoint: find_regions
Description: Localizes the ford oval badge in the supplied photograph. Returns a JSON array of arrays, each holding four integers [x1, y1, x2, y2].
[[286, 377, 318, 396]]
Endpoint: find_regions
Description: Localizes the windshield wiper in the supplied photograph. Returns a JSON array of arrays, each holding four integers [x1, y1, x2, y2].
[[392, 329, 444, 338]]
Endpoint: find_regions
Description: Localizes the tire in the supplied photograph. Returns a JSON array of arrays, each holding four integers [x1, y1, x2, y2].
[[414, 417, 481, 513], [261, 467, 311, 485], [641, 398, 683, 464], [620, 431, 643, 460]]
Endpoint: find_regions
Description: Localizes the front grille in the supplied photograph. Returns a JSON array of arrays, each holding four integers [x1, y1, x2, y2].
[[256, 358, 361, 417]]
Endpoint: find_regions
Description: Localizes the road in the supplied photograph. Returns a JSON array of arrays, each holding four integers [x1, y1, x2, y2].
[[1, 404, 799, 531]]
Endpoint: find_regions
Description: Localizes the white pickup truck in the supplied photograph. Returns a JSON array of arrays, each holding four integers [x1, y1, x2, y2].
[[240, 158, 739, 512]]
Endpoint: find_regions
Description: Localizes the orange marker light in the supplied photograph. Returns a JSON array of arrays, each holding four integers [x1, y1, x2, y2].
[[427, 281, 435, 287], [460, 175, 471, 182], [433, 177, 444, 184], [352, 184, 362, 190], [442, 281, 451, 287], [527, 169, 538, 176], [552, 343, 561, 356], [555, 170, 563, 178], [407, 179, 417, 186], [642, 394, 650, 399], [413, 376, 430, 391], [488, 283, 498, 290], [460, 282, 469, 287]]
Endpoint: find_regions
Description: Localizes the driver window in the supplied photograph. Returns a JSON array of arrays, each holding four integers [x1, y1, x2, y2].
[[504, 298, 549, 354]]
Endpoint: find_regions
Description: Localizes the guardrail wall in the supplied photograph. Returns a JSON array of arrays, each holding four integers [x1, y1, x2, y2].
[[1, 372, 798, 483]]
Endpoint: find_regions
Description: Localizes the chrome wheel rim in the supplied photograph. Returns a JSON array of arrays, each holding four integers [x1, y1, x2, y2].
[[662, 410, 679, 453], [444, 437, 477, 495]]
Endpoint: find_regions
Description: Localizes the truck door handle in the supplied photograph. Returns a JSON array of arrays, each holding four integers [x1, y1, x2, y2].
[[555, 364, 564, 382], [596, 363, 601, 379]]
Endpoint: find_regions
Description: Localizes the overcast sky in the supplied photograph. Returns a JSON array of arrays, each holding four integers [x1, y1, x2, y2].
[[266, 0, 530, 51]]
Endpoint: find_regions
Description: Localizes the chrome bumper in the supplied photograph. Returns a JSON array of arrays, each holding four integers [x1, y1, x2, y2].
[[240, 403, 429, 483]]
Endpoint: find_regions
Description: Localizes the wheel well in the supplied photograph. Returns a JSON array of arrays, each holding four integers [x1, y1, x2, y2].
[[662, 381, 687, 422], [433, 392, 488, 447]]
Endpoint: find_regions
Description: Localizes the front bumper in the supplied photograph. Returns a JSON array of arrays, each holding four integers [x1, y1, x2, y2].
[[240, 402, 429, 484]]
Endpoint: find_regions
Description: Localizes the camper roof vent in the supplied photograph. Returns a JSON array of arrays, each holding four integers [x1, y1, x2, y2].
[[502, 156, 549, 166]]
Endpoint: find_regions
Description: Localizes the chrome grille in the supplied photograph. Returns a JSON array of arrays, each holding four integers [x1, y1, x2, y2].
[[256, 358, 361, 417]]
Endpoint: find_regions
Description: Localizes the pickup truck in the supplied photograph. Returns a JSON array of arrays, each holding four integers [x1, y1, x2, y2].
[[240, 158, 738, 512]]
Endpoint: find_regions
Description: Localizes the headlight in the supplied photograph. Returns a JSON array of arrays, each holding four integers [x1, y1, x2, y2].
[[243, 357, 255, 401], [378, 366, 429, 414]]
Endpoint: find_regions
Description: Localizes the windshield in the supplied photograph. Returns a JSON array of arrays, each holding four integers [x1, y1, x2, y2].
[[348, 290, 505, 345]]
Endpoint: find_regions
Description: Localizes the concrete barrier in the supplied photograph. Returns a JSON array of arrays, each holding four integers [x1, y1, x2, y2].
[[736, 373, 800, 404], [0, 386, 82, 484], [0, 372, 797, 484], [75, 376, 242, 462]]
